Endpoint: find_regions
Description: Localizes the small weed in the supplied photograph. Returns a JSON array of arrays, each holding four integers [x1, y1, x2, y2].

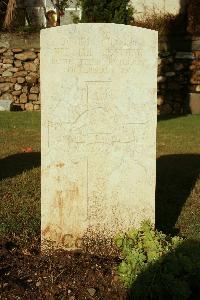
[[116, 221, 200, 299]]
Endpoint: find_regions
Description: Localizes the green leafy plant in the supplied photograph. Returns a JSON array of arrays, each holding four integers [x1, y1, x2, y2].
[[70, 12, 80, 24], [115, 221, 200, 299], [80, 0, 134, 24]]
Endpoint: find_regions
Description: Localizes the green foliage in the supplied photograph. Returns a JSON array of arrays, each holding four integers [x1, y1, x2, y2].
[[115, 221, 200, 299], [187, 0, 200, 34], [59, 0, 72, 10], [80, 0, 134, 24], [70, 11, 81, 24], [0, 0, 8, 29]]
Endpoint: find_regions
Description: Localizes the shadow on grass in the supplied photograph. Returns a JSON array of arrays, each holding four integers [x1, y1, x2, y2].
[[127, 239, 200, 300], [156, 154, 200, 235], [0, 152, 41, 180]]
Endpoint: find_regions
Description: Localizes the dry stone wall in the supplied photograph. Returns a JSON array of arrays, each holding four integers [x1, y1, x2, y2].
[[158, 36, 200, 115], [0, 47, 40, 111], [0, 32, 200, 114]]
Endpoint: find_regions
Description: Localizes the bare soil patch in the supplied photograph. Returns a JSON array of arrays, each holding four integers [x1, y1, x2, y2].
[[0, 238, 127, 300]]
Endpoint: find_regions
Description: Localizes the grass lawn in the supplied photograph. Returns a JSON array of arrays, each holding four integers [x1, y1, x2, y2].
[[0, 112, 41, 247], [157, 115, 200, 238], [0, 112, 200, 247]]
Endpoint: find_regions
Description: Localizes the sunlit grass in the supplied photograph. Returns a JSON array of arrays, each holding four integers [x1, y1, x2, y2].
[[0, 112, 199, 247]]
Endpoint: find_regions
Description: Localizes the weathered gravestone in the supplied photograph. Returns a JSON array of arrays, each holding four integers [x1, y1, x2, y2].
[[41, 24, 158, 249]]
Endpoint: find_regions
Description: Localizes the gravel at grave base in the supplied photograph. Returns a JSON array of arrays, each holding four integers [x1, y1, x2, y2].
[[0, 240, 127, 300]]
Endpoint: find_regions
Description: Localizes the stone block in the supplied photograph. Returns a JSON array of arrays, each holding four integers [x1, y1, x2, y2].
[[19, 93, 27, 103], [10, 78, 17, 84], [160, 103, 173, 115], [17, 77, 25, 84], [2, 70, 13, 77], [174, 63, 184, 71], [30, 86, 39, 94], [14, 71, 27, 77], [0, 83, 11, 92], [3, 58, 13, 64], [34, 104, 40, 110], [0, 93, 13, 101], [3, 50, 13, 56], [25, 102, 34, 111], [195, 85, 200, 92], [0, 48, 7, 54], [175, 52, 195, 59], [0, 100, 12, 111], [25, 73, 38, 84], [12, 90, 22, 96], [192, 39, 200, 51], [2, 64, 12, 69], [194, 50, 200, 60], [157, 76, 166, 83], [29, 93, 38, 101], [34, 58, 40, 65], [165, 71, 176, 77], [22, 86, 28, 93], [157, 95, 164, 106], [24, 62, 37, 72], [190, 72, 200, 84], [8, 67, 19, 72], [14, 83, 22, 91], [14, 60, 22, 67], [189, 93, 200, 114], [12, 48, 23, 53], [15, 51, 37, 61]]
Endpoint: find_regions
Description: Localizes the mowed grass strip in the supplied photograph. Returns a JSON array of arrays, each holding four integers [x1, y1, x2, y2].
[[0, 113, 199, 248], [0, 112, 41, 246], [0, 112, 40, 157], [156, 115, 200, 239]]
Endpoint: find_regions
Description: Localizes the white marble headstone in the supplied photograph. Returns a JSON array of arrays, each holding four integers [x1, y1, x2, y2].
[[41, 24, 158, 249]]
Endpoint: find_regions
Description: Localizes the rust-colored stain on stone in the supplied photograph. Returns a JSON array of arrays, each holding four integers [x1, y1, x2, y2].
[[56, 162, 65, 168], [61, 234, 74, 246], [42, 184, 80, 248], [42, 225, 50, 236], [42, 224, 82, 249], [68, 183, 79, 202], [56, 191, 64, 230]]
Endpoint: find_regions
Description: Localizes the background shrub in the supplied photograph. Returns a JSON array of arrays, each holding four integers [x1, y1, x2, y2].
[[80, 0, 134, 24]]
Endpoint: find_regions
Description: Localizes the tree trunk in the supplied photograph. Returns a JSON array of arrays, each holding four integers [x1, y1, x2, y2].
[[55, 0, 60, 25], [4, 0, 17, 28]]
